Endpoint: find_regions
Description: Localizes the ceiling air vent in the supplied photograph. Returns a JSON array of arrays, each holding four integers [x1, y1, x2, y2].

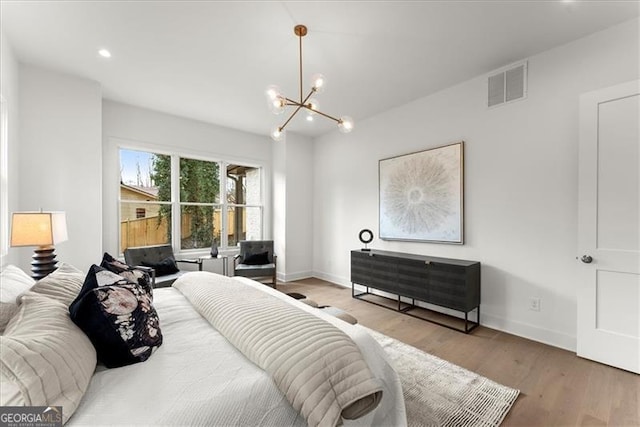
[[487, 61, 527, 108]]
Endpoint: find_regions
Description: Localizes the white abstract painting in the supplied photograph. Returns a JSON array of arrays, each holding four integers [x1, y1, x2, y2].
[[379, 142, 464, 243]]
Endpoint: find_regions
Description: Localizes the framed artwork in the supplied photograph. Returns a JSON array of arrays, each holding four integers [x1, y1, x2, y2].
[[379, 142, 464, 244]]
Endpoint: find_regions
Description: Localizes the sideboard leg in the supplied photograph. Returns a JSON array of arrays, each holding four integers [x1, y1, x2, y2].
[[465, 312, 469, 333]]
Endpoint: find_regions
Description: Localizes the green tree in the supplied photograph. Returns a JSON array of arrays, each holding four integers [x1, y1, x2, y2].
[[149, 154, 172, 241], [151, 154, 171, 201], [179, 157, 219, 248], [150, 155, 220, 249]]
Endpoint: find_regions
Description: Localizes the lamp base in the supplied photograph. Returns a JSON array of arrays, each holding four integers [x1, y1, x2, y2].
[[31, 245, 58, 280]]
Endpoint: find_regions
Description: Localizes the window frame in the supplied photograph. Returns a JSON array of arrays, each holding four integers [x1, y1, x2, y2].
[[117, 145, 264, 256]]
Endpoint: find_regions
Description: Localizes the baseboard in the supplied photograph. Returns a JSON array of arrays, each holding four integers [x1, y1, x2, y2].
[[277, 270, 314, 283], [310, 269, 577, 352], [312, 270, 350, 287], [480, 312, 576, 352]]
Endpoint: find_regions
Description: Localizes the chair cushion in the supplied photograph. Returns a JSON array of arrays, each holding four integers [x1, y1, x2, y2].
[[123, 245, 175, 268], [239, 240, 274, 264], [142, 256, 179, 276], [235, 263, 275, 272], [242, 251, 270, 265]]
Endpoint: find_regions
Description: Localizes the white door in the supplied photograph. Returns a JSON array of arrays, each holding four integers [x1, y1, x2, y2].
[[577, 80, 640, 374]]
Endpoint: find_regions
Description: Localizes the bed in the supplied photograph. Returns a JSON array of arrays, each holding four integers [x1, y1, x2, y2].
[[0, 264, 406, 427]]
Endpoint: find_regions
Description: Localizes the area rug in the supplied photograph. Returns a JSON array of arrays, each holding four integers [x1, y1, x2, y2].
[[366, 327, 520, 427]]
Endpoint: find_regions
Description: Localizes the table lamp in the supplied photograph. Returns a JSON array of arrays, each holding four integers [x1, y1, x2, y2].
[[10, 211, 68, 279]]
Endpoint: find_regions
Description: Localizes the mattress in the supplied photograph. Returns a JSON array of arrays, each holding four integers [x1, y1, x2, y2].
[[68, 277, 406, 426]]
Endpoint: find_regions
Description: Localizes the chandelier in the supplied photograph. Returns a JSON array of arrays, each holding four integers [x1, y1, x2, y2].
[[266, 25, 354, 141]]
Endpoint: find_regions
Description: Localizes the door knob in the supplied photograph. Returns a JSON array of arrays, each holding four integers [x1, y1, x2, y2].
[[580, 255, 593, 264]]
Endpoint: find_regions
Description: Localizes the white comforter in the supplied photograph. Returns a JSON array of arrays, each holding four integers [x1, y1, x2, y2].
[[68, 276, 406, 426]]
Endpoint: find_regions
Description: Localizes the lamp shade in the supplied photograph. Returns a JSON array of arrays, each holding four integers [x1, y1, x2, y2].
[[10, 211, 68, 247]]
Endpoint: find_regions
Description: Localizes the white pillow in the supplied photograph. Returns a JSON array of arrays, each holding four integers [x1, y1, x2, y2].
[[0, 265, 35, 302], [0, 304, 18, 335], [0, 265, 35, 333], [0, 293, 97, 423], [28, 263, 85, 306]]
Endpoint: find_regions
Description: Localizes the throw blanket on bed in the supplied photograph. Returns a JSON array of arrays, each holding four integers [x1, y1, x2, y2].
[[173, 272, 383, 427]]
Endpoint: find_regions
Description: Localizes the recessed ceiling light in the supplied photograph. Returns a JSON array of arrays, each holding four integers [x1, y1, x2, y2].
[[98, 49, 111, 58]]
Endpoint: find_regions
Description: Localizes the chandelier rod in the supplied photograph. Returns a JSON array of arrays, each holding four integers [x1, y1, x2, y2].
[[299, 25, 303, 104], [280, 90, 341, 132], [280, 100, 306, 131], [308, 105, 340, 123]]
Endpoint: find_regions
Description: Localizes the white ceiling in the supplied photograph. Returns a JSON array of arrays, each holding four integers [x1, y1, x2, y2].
[[2, 1, 638, 138]]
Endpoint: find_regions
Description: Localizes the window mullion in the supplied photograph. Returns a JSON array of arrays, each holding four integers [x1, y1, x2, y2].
[[220, 161, 228, 249], [171, 155, 180, 254]]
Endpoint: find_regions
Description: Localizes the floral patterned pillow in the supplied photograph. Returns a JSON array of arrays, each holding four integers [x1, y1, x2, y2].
[[100, 252, 153, 297], [69, 265, 162, 368]]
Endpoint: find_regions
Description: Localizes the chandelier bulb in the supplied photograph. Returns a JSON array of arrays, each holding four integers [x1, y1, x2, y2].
[[338, 116, 354, 133], [268, 96, 286, 115], [266, 85, 286, 115], [311, 73, 326, 93], [265, 85, 281, 101], [271, 126, 285, 141]]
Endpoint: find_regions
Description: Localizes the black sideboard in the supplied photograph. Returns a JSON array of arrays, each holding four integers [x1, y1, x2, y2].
[[350, 249, 480, 333]]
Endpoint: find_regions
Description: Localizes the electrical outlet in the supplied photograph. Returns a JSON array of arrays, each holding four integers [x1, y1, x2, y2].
[[529, 297, 541, 312]]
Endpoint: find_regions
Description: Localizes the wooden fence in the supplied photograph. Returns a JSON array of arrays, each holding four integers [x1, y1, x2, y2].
[[120, 210, 243, 252], [120, 216, 169, 253]]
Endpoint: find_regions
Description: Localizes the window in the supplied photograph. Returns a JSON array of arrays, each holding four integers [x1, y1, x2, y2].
[[226, 163, 262, 246], [119, 148, 262, 254], [119, 149, 171, 253]]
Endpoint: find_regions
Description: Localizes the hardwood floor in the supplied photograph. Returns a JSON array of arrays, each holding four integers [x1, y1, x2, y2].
[[275, 278, 640, 427]]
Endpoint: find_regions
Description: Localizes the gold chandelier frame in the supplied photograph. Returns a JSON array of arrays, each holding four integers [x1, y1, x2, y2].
[[267, 25, 353, 140]]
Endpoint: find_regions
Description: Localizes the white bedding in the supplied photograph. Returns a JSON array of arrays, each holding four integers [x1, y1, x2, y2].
[[68, 276, 406, 426]]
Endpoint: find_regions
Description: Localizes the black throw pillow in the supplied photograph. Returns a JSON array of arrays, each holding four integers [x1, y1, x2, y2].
[[243, 251, 270, 265], [69, 265, 163, 368], [141, 257, 179, 276], [100, 252, 153, 296]]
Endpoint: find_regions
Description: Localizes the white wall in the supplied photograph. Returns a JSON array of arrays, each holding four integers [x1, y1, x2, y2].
[[272, 133, 314, 282], [18, 65, 103, 272], [0, 31, 20, 267], [272, 137, 287, 277], [312, 18, 639, 350], [102, 100, 273, 269], [285, 135, 314, 280]]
